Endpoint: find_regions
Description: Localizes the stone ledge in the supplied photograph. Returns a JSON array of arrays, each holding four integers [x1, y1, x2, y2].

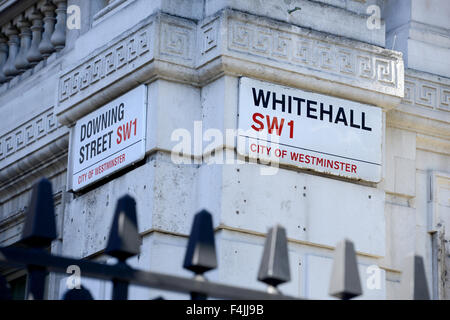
[[416, 134, 450, 156], [214, 10, 402, 98], [0, 107, 67, 167], [386, 109, 450, 141], [386, 69, 450, 142], [56, 9, 404, 126], [401, 68, 450, 116], [0, 134, 68, 202]]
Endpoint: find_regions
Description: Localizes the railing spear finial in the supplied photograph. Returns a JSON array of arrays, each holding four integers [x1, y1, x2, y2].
[[257, 225, 291, 294], [20, 177, 57, 248], [63, 286, 94, 300], [105, 195, 140, 261], [0, 275, 12, 300], [328, 238, 362, 300], [399, 255, 430, 300], [105, 195, 140, 300], [183, 209, 217, 300], [20, 177, 57, 300]]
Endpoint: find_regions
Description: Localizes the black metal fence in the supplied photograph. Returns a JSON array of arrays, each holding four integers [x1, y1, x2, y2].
[[0, 178, 430, 300]]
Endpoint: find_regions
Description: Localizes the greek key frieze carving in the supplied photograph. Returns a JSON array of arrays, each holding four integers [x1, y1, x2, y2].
[[227, 19, 399, 88], [0, 108, 58, 162], [403, 75, 450, 113], [58, 24, 152, 103]]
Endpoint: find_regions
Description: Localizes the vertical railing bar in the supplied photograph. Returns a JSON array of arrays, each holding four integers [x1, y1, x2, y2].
[[25, 265, 47, 300]]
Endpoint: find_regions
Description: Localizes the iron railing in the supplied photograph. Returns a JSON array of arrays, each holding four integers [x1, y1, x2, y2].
[[0, 178, 430, 300]]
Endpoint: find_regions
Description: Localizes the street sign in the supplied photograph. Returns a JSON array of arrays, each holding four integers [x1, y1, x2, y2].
[[71, 85, 147, 191], [237, 78, 382, 182]]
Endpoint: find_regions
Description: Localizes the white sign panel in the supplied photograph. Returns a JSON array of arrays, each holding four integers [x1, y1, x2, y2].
[[238, 78, 382, 182], [71, 85, 147, 191]]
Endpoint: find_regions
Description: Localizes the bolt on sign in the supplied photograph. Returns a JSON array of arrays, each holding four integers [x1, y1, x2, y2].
[[70, 85, 147, 191], [237, 78, 382, 182]]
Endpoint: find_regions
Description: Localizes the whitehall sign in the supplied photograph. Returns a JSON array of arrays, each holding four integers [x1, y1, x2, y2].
[[71, 85, 147, 191], [237, 78, 382, 182]]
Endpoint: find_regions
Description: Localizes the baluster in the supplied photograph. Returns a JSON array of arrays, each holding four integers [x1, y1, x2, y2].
[[1, 23, 20, 78], [38, 0, 56, 58], [14, 15, 32, 72], [26, 6, 44, 66], [51, 0, 66, 51], [0, 33, 8, 83]]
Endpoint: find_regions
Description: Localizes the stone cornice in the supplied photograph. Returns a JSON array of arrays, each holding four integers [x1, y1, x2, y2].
[[0, 132, 68, 202], [56, 9, 404, 126], [214, 11, 403, 98], [402, 69, 450, 115], [0, 106, 65, 165], [387, 68, 450, 142]]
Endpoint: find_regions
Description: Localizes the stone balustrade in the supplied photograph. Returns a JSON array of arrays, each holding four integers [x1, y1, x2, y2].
[[0, 0, 67, 85]]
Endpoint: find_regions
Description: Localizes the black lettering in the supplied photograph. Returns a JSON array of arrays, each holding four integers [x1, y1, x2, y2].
[[97, 136, 102, 155], [307, 100, 317, 119], [361, 112, 372, 131], [287, 96, 292, 113], [90, 139, 96, 158], [350, 110, 361, 129], [101, 112, 108, 130], [293, 97, 304, 116], [84, 142, 90, 161], [79, 146, 84, 164], [334, 107, 348, 126], [111, 106, 118, 123], [252, 88, 270, 108], [80, 124, 86, 142], [118, 103, 125, 121], [87, 122, 92, 138], [93, 117, 101, 135], [272, 92, 285, 111], [108, 131, 113, 149], [102, 133, 108, 153], [320, 103, 333, 122]]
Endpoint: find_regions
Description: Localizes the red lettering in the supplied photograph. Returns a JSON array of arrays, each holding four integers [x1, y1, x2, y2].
[[123, 122, 133, 141], [287, 120, 294, 138], [266, 115, 284, 135], [305, 155, 310, 164], [251, 113, 264, 132], [116, 126, 122, 144]]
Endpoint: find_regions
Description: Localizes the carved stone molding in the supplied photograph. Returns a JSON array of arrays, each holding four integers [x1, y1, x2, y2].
[[224, 13, 401, 93], [56, 13, 199, 125], [0, 104, 69, 197], [403, 70, 450, 113], [56, 9, 404, 126], [0, 134, 68, 203], [56, 17, 156, 125], [388, 69, 450, 141], [0, 106, 60, 162]]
